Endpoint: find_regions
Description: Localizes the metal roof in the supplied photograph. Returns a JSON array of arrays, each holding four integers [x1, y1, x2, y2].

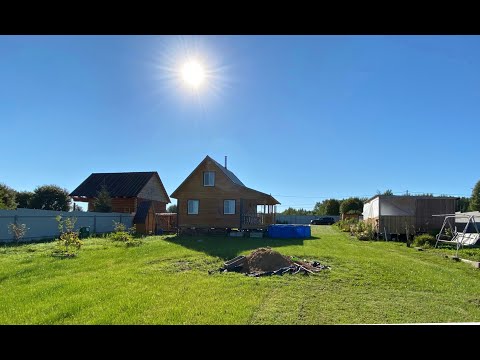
[[365, 194, 458, 203], [70, 172, 162, 198], [208, 156, 245, 186]]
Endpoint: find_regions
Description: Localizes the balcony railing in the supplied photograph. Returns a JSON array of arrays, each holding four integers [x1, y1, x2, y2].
[[241, 213, 276, 227]]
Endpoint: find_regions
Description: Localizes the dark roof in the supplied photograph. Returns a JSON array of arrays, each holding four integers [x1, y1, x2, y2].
[[208, 156, 245, 186], [70, 172, 160, 198], [133, 200, 152, 223]]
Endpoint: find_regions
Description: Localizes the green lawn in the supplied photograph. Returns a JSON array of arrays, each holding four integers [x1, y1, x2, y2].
[[1, 225, 480, 324]]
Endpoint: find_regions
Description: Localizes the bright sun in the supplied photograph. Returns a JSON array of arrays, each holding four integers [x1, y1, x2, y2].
[[181, 60, 205, 89]]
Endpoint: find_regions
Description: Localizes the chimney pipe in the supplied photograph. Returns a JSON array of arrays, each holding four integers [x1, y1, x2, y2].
[[225, 156, 227, 169]]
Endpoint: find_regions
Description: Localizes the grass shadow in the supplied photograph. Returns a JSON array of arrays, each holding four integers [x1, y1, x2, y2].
[[163, 234, 315, 260]]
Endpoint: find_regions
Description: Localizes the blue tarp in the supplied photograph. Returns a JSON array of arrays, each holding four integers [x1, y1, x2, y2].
[[267, 224, 311, 239]]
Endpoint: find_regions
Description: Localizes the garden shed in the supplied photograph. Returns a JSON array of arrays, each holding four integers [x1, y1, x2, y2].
[[363, 195, 457, 236]]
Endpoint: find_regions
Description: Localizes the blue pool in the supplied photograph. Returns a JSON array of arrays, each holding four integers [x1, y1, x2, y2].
[[267, 224, 311, 239]]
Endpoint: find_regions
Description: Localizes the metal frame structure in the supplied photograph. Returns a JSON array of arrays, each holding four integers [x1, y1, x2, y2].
[[434, 214, 480, 257]]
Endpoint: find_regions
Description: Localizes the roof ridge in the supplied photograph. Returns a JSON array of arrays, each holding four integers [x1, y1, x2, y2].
[[208, 156, 245, 187]]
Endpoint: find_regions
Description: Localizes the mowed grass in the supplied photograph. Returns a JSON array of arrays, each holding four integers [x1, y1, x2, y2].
[[2, 225, 480, 324]]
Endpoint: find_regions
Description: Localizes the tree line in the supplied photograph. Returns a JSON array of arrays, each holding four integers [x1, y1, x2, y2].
[[281, 184, 480, 215], [281, 197, 366, 216], [0, 183, 74, 211], [0, 182, 179, 214]]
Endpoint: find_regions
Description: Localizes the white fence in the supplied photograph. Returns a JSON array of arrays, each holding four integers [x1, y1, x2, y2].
[[276, 215, 341, 224], [0, 208, 134, 243]]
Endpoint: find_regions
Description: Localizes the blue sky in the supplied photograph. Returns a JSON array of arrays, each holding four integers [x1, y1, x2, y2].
[[0, 35, 478, 211]]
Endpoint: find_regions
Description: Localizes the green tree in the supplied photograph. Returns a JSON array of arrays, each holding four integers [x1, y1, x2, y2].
[[383, 189, 393, 195], [340, 197, 364, 214], [167, 204, 177, 213], [314, 199, 340, 215], [30, 185, 71, 211], [470, 180, 480, 211], [93, 185, 112, 212], [15, 191, 34, 209], [313, 202, 325, 215], [0, 183, 17, 209], [281, 207, 297, 215], [323, 199, 340, 215], [456, 197, 470, 213], [281, 207, 313, 215]]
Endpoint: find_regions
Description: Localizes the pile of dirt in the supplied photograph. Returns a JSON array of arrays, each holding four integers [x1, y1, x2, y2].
[[243, 247, 293, 273], [210, 247, 330, 277]]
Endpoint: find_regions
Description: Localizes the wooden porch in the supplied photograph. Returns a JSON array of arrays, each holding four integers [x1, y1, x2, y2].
[[241, 203, 277, 229]]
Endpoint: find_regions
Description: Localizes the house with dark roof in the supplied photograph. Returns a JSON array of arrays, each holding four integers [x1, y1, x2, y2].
[[171, 156, 280, 234], [70, 172, 170, 234]]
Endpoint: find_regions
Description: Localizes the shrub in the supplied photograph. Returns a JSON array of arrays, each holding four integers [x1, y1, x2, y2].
[[335, 218, 359, 232], [413, 234, 436, 248], [112, 220, 126, 232], [54, 215, 83, 257], [109, 231, 132, 242], [8, 223, 28, 243], [352, 221, 376, 240], [110, 221, 141, 247]]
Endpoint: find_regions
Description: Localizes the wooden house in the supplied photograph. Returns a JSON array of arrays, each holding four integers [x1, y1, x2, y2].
[[363, 195, 457, 236], [70, 172, 170, 234], [171, 156, 280, 234]]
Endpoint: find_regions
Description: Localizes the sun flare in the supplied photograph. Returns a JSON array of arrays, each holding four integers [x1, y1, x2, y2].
[[181, 60, 205, 89]]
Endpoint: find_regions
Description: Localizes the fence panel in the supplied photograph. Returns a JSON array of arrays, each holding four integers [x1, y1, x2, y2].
[[0, 209, 134, 242], [275, 215, 341, 224]]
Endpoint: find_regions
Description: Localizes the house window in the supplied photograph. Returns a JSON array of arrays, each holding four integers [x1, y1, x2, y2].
[[187, 200, 199, 215], [224, 200, 236, 215], [203, 171, 215, 186]]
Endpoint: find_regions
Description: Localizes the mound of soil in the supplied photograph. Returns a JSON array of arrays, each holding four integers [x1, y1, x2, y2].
[[243, 247, 293, 273]]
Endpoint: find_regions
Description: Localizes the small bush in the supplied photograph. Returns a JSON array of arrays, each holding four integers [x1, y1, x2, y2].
[[54, 215, 83, 257], [8, 223, 28, 243], [413, 234, 436, 248], [109, 231, 132, 243], [110, 221, 142, 247], [335, 218, 359, 232]]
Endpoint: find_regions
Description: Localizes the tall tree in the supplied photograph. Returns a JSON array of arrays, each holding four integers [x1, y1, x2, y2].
[[167, 204, 177, 213], [340, 197, 364, 214], [456, 197, 470, 213], [30, 185, 71, 211], [323, 199, 340, 215], [15, 191, 34, 209], [0, 183, 17, 209], [383, 189, 393, 195], [93, 185, 112, 212], [314, 199, 340, 215], [313, 201, 325, 215], [281, 207, 313, 215], [470, 180, 480, 211]]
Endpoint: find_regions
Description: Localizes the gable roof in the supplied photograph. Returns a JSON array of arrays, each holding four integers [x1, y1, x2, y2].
[[209, 157, 245, 186], [70, 172, 170, 202], [171, 156, 279, 204]]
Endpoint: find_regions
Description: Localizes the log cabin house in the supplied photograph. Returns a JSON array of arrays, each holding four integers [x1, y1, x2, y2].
[[70, 172, 170, 234], [171, 156, 280, 234]]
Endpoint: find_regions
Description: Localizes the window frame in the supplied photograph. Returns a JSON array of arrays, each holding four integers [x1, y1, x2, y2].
[[223, 199, 236, 215], [203, 171, 215, 187], [187, 199, 199, 215]]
